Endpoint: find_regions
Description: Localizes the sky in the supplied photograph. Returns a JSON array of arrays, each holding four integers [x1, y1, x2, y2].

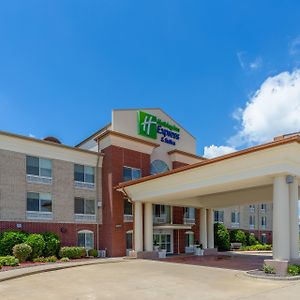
[[1, 1, 300, 159]]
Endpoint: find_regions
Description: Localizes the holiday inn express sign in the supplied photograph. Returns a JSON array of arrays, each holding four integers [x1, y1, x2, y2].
[[137, 111, 180, 146]]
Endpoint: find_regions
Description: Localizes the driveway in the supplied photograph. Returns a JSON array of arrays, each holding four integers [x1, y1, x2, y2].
[[0, 259, 299, 300]]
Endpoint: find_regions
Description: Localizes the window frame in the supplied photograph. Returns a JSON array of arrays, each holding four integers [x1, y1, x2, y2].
[[74, 164, 95, 184], [26, 155, 52, 178], [123, 166, 141, 182], [26, 191, 53, 213], [74, 197, 96, 215], [77, 230, 94, 250]]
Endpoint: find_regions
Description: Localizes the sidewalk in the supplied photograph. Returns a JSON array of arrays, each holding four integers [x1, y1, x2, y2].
[[0, 257, 125, 282]]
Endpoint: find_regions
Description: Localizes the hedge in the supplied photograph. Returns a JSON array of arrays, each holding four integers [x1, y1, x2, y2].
[[0, 231, 28, 256], [25, 234, 46, 259], [214, 223, 230, 251], [12, 243, 32, 263], [42, 232, 61, 257], [0, 256, 19, 266], [59, 247, 86, 259]]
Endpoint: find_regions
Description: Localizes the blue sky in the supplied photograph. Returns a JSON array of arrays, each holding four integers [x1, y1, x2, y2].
[[1, 1, 300, 157]]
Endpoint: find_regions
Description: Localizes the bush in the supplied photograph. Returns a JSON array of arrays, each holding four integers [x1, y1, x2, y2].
[[42, 232, 61, 257], [263, 264, 276, 274], [33, 256, 58, 263], [241, 244, 272, 251], [12, 243, 32, 263], [214, 223, 230, 251], [59, 247, 86, 259], [288, 265, 300, 276], [230, 230, 247, 245], [0, 231, 28, 256], [246, 233, 259, 246], [0, 256, 19, 266], [26, 234, 46, 259], [60, 257, 70, 262], [88, 249, 98, 258]]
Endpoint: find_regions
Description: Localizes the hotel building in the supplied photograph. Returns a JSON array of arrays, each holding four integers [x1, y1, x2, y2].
[[0, 108, 272, 257]]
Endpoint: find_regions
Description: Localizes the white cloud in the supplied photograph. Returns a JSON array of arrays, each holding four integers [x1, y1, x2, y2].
[[203, 145, 236, 159], [28, 133, 36, 138], [249, 57, 262, 70], [237, 51, 262, 71], [229, 69, 300, 147], [289, 36, 300, 56]]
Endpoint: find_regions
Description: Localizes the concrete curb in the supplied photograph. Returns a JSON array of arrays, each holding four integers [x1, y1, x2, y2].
[[244, 270, 300, 281], [0, 258, 126, 283]]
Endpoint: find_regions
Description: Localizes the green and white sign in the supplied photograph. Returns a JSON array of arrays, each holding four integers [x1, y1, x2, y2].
[[137, 111, 180, 145]]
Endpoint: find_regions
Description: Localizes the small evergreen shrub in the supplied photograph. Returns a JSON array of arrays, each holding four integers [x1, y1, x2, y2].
[[33, 256, 58, 263], [0, 256, 19, 266], [59, 247, 86, 259], [88, 249, 98, 257], [26, 234, 46, 259], [246, 233, 259, 246], [230, 229, 247, 245], [241, 244, 272, 251], [262, 264, 276, 274], [42, 232, 61, 257], [288, 265, 300, 276], [12, 243, 32, 263], [214, 223, 230, 251], [0, 231, 28, 256], [60, 257, 70, 262]]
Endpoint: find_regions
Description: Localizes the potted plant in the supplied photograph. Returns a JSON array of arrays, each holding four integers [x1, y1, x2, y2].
[[195, 242, 204, 256], [158, 248, 167, 259], [153, 240, 160, 251]]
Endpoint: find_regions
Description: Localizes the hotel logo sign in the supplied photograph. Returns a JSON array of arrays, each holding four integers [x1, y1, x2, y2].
[[137, 111, 180, 146]]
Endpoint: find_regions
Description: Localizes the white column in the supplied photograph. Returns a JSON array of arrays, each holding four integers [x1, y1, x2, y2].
[[273, 176, 290, 260], [134, 202, 143, 252], [200, 208, 208, 249], [207, 209, 214, 249], [289, 177, 299, 260], [144, 202, 153, 251]]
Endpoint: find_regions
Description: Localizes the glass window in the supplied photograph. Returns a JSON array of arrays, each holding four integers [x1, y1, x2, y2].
[[150, 160, 170, 175], [26, 156, 52, 178], [249, 215, 255, 225], [74, 164, 85, 182], [185, 232, 194, 247], [74, 164, 94, 183], [77, 231, 94, 249], [231, 211, 240, 223], [75, 197, 95, 215], [85, 166, 95, 183], [261, 216, 267, 226], [184, 208, 195, 219], [261, 204, 267, 212], [123, 167, 141, 182], [124, 198, 132, 215], [214, 210, 224, 223], [27, 192, 52, 212], [126, 231, 133, 250]]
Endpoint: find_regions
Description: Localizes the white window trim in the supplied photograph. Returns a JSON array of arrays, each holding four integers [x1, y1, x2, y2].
[[74, 197, 96, 216], [74, 164, 95, 186], [26, 156, 52, 180], [26, 191, 53, 214], [123, 166, 141, 181]]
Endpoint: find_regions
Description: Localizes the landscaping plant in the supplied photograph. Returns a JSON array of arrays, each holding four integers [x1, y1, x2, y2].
[[0, 256, 19, 266], [59, 247, 86, 259], [12, 243, 32, 262], [42, 232, 61, 257], [0, 231, 28, 256], [88, 249, 98, 257], [25, 234, 46, 259], [287, 265, 300, 276], [214, 223, 230, 251]]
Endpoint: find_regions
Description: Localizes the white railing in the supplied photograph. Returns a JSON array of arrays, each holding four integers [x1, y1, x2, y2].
[[153, 215, 168, 224], [183, 218, 195, 225], [26, 211, 53, 220], [124, 215, 133, 222], [27, 174, 52, 185], [74, 181, 95, 190], [249, 224, 255, 230], [75, 214, 96, 222], [231, 222, 240, 228]]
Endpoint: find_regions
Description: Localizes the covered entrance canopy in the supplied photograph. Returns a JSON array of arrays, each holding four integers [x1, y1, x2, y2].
[[118, 135, 300, 262]]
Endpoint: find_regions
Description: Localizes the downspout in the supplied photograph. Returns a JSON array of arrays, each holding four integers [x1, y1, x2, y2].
[[96, 154, 101, 251]]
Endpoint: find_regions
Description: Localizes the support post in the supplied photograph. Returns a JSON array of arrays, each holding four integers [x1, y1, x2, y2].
[[207, 209, 214, 249], [200, 208, 208, 249], [134, 202, 143, 252], [144, 202, 153, 251], [289, 177, 299, 260], [272, 176, 290, 260]]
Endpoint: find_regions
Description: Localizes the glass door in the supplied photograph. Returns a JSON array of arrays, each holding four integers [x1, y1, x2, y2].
[[153, 231, 172, 253]]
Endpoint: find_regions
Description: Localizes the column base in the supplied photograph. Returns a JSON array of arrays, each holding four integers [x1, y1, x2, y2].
[[264, 259, 289, 276], [136, 251, 159, 259], [204, 248, 218, 256]]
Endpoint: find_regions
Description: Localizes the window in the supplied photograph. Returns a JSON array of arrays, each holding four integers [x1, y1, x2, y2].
[[27, 192, 52, 212], [124, 198, 132, 216], [261, 216, 267, 228], [75, 197, 95, 215], [185, 231, 194, 247], [150, 160, 169, 175], [74, 164, 95, 183], [123, 167, 141, 182], [231, 211, 240, 227], [249, 205, 255, 213], [214, 210, 224, 223], [260, 204, 267, 212], [184, 208, 195, 224], [26, 156, 52, 178], [153, 205, 171, 223], [126, 231, 133, 250], [261, 233, 267, 244], [77, 230, 94, 249], [249, 215, 255, 229]]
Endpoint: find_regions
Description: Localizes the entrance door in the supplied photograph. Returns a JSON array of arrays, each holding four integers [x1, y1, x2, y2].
[[153, 230, 173, 253]]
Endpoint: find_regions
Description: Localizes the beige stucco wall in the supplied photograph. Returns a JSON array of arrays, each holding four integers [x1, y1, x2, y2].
[[0, 148, 102, 224]]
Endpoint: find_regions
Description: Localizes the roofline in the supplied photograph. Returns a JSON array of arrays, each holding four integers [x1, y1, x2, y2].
[[116, 135, 300, 189], [112, 108, 197, 139], [94, 130, 160, 148], [0, 130, 103, 156], [75, 123, 111, 147], [167, 149, 206, 160]]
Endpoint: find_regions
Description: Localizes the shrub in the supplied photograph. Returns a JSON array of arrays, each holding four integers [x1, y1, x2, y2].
[[42, 232, 61, 257], [12, 243, 32, 263], [26, 234, 46, 259], [60, 257, 70, 262], [59, 247, 86, 259], [246, 233, 259, 246], [0, 256, 19, 266], [263, 264, 276, 274], [0, 231, 28, 256], [214, 223, 230, 251], [288, 265, 300, 276], [230, 230, 247, 245], [88, 249, 98, 258], [33, 256, 58, 263], [241, 244, 272, 251]]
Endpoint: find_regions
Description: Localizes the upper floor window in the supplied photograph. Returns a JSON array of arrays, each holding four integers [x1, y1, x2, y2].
[[214, 210, 224, 223], [150, 160, 169, 175], [231, 211, 240, 226], [75, 197, 95, 215], [153, 205, 171, 224], [74, 164, 95, 183], [249, 215, 255, 229], [184, 207, 195, 223], [123, 166, 141, 182], [249, 205, 255, 213], [260, 204, 267, 212], [27, 192, 52, 212], [261, 216, 267, 228], [26, 156, 52, 178], [124, 198, 133, 222]]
